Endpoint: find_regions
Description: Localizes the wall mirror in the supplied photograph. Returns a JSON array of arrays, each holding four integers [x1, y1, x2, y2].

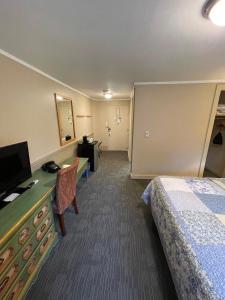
[[55, 94, 76, 146]]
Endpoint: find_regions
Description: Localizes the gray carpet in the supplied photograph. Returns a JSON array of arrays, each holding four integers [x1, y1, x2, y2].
[[27, 151, 177, 300]]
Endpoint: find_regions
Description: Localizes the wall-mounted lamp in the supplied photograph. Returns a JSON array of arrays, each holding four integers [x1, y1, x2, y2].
[[103, 90, 113, 100], [203, 0, 225, 26], [56, 95, 63, 101], [115, 108, 122, 125], [105, 121, 112, 136]]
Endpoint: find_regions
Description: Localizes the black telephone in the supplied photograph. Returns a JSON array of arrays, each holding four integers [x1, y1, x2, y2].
[[41, 161, 60, 173]]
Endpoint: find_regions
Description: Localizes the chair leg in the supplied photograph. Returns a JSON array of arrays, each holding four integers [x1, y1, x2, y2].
[[58, 214, 66, 236], [73, 197, 79, 215]]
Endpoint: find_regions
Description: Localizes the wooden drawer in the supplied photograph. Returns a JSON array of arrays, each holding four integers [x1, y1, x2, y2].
[[0, 212, 53, 299], [5, 279, 25, 300], [0, 196, 51, 275], [39, 226, 55, 256], [0, 223, 33, 278], [0, 263, 19, 299], [27, 226, 55, 275], [33, 201, 50, 228], [4, 225, 56, 300], [0, 237, 38, 296], [36, 215, 52, 241]]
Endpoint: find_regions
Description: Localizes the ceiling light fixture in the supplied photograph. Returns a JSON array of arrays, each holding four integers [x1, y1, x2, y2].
[[204, 0, 225, 26], [103, 90, 113, 100]]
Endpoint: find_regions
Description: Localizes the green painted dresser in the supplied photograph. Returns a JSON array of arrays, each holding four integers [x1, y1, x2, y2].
[[0, 157, 88, 300]]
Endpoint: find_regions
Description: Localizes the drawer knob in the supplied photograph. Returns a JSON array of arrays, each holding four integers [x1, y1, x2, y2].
[[22, 243, 33, 260], [0, 276, 10, 293], [18, 227, 30, 244], [33, 204, 48, 226], [41, 224, 46, 233], [0, 264, 18, 295], [8, 280, 25, 300], [27, 257, 37, 275], [38, 211, 44, 219], [40, 231, 53, 255], [0, 247, 14, 269], [36, 218, 51, 241]]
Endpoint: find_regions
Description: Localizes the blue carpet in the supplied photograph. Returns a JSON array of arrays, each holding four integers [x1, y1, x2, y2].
[[27, 151, 177, 300]]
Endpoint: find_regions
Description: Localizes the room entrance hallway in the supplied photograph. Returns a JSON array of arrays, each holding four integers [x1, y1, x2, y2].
[[28, 151, 177, 300]]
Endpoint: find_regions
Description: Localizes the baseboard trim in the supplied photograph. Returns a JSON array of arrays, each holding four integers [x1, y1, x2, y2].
[[130, 173, 157, 179]]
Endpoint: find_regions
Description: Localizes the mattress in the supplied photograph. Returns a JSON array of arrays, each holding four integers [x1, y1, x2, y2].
[[142, 177, 225, 300]]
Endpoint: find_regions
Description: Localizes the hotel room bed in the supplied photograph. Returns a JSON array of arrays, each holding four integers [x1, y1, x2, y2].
[[142, 177, 225, 300]]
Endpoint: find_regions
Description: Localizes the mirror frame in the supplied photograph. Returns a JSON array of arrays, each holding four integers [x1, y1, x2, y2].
[[54, 93, 76, 146]]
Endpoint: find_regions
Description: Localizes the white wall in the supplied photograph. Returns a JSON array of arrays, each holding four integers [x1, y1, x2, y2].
[[92, 100, 130, 151], [131, 84, 217, 178], [0, 54, 93, 169]]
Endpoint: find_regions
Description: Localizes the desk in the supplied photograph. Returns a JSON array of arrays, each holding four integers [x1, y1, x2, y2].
[[77, 141, 99, 171], [0, 156, 88, 300]]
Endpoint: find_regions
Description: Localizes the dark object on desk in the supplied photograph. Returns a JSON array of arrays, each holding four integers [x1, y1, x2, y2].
[[83, 135, 88, 143], [65, 135, 71, 141], [77, 140, 99, 171], [53, 158, 80, 236], [42, 161, 61, 173], [213, 132, 223, 145], [98, 141, 103, 158]]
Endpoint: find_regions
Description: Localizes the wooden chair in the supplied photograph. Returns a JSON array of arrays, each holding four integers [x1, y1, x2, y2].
[[54, 158, 80, 236], [98, 141, 102, 158]]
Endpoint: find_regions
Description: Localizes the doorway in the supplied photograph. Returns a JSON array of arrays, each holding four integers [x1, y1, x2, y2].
[[92, 100, 130, 151], [203, 86, 225, 178]]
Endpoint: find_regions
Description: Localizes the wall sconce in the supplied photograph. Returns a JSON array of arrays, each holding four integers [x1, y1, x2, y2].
[[114, 108, 122, 125], [56, 94, 63, 101], [105, 121, 112, 136]]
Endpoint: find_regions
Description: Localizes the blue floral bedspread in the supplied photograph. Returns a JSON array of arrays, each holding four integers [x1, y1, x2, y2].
[[142, 177, 225, 300]]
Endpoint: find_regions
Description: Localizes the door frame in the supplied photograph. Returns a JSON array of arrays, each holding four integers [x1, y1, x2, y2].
[[199, 84, 225, 176]]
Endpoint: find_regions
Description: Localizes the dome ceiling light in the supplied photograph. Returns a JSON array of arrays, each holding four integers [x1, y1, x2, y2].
[[103, 90, 113, 100], [204, 0, 225, 26]]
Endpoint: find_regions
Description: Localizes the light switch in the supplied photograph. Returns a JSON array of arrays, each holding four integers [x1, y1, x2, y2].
[[145, 130, 150, 138]]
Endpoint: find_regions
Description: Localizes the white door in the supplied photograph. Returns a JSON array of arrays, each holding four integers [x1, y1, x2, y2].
[[94, 102, 130, 151], [106, 105, 129, 151]]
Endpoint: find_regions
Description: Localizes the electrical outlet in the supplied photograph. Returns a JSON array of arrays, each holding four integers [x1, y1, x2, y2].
[[145, 130, 150, 138]]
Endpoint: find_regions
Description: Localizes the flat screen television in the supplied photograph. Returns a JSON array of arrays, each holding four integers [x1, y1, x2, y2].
[[0, 142, 32, 198]]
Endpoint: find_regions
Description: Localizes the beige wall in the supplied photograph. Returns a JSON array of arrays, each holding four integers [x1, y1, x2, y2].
[[0, 54, 93, 169], [92, 100, 130, 151], [131, 84, 217, 178]]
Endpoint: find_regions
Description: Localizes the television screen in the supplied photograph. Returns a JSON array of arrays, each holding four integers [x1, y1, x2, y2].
[[0, 142, 32, 196]]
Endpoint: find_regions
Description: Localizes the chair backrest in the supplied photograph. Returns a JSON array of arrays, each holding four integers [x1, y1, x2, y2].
[[55, 158, 80, 214]]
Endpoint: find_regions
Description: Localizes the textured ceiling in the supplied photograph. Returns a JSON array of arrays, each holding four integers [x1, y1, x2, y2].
[[0, 0, 225, 99]]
